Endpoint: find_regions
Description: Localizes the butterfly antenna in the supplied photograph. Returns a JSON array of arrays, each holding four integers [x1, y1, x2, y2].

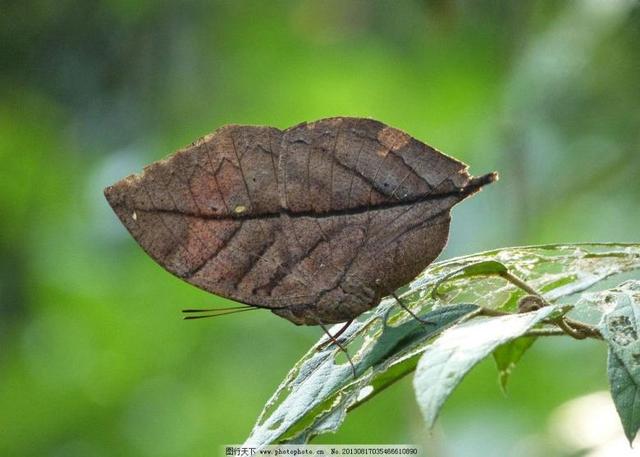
[[182, 304, 251, 313], [182, 305, 258, 320]]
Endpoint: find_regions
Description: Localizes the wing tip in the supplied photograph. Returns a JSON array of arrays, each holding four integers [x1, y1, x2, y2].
[[460, 171, 499, 197], [475, 171, 499, 186], [469, 171, 499, 187]]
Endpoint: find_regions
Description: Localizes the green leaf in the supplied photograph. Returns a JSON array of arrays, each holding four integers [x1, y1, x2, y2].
[[493, 336, 536, 392], [413, 306, 561, 428], [357, 305, 479, 371], [596, 280, 640, 444], [607, 350, 640, 445], [245, 243, 640, 446], [431, 260, 508, 298], [244, 304, 478, 446]]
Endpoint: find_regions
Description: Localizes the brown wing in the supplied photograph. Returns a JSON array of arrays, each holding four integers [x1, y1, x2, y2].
[[104, 117, 496, 324]]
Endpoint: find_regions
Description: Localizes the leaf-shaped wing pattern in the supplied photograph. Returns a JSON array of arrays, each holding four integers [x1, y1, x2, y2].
[[105, 117, 496, 324]]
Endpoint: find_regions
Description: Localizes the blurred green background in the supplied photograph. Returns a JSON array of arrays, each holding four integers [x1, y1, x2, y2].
[[2, 1, 639, 456]]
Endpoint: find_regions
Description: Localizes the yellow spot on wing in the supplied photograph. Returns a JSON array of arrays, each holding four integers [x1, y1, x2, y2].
[[378, 127, 410, 153]]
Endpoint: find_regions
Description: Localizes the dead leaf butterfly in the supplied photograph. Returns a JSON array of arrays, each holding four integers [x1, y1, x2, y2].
[[104, 117, 497, 329]]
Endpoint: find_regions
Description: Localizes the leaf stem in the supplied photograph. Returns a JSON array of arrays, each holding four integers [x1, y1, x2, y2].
[[498, 271, 542, 297], [478, 307, 511, 317], [523, 325, 602, 339], [523, 328, 565, 337]]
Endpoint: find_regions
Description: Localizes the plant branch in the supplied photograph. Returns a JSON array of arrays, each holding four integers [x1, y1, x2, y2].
[[496, 271, 603, 341], [555, 317, 602, 340], [476, 307, 603, 340]]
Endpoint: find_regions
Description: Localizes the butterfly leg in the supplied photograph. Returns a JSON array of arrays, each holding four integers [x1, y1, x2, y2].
[[317, 319, 354, 350], [319, 322, 357, 378], [390, 292, 435, 326]]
